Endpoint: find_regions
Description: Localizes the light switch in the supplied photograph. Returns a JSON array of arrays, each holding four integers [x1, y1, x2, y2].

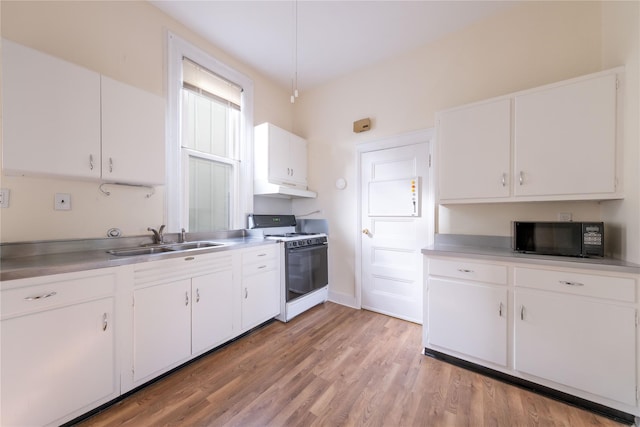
[[55, 193, 71, 211]]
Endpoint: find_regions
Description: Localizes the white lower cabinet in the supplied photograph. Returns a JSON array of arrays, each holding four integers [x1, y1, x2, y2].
[[514, 289, 636, 406], [1, 270, 119, 427], [133, 278, 192, 382], [132, 252, 235, 384], [241, 245, 281, 331], [424, 256, 639, 414], [191, 270, 234, 354], [428, 278, 507, 366]]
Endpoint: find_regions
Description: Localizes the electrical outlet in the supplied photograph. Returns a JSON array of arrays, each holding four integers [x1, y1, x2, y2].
[[558, 212, 572, 221], [55, 193, 72, 211], [0, 188, 10, 208]]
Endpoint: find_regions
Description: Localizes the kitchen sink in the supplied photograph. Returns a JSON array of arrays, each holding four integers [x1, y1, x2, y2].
[[108, 241, 224, 257], [107, 246, 176, 256], [163, 241, 224, 251]]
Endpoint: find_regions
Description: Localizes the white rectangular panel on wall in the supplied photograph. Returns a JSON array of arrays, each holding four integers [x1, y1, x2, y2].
[[368, 177, 420, 217]]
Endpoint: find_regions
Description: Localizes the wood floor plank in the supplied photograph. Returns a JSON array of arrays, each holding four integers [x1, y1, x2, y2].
[[77, 302, 629, 427]]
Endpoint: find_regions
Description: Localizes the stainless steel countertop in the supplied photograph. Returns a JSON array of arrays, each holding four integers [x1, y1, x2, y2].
[[1, 233, 277, 282]]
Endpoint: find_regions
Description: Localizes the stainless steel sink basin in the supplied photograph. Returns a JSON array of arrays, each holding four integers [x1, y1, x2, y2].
[[108, 241, 224, 257], [107, 246, 176, 256], [164, 241, 223, 251]]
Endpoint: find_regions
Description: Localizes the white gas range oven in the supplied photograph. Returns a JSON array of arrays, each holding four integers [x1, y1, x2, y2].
[[248, 214, 328, 322]]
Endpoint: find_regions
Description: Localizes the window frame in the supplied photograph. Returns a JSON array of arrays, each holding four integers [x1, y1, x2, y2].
[[166, 32, 254, 232]]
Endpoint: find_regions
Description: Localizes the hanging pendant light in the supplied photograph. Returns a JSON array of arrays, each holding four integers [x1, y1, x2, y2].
[[290, 0, 299, 103]]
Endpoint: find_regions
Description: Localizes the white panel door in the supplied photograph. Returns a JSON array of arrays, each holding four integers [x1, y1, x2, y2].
[[361, 143, 429, 323], [514, 290, 636, 405]]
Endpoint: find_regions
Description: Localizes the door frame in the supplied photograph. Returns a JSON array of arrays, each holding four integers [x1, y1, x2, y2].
[[355, 128, 436, 309]]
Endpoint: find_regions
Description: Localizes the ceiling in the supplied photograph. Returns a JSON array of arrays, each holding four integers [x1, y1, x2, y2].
[[150, 1, 515, 92]]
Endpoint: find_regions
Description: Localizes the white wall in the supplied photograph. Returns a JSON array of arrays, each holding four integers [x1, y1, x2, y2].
[[293, 1, 639, 302], [0, 0, 293, 242]]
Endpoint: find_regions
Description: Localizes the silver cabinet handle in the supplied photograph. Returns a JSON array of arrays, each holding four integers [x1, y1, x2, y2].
[[102, 313, 108, 331], [520, 305, 525, 320], [89, 154, 94, 170], [559, 280, 584, 287], [244, 288, 248, 299], [184, 257, 195, 261], [501, 173, 506, 187], [185, 291, 189, 306], [257, 253, 267, 257], [457, 269, 474, 273], [196, 288, 200, 303], [24, 291, 57, 301], [499, 302, 503, 317], [519, 171, 524, 186], [109, 157, 113, 173], [258, 265, 267, 269]]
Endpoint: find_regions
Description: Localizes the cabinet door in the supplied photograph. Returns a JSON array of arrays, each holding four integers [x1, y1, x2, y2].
[[192, 270, 234, 354], [437, 98, 511, 201], [2, 39, 101, 179], [1, 297, 115, 426], [267, 124, 292, 185], [242, 269, 280, 330], [514, 290, 636, 405], [101, 76, 165, 185], [514, 73, 617, 197], [287, 133, 308, 187], [133, 279, 191, 382], [427, 278, 507, 366]]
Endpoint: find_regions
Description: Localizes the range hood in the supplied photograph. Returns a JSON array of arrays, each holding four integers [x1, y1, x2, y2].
[[254, 180, 317, 199]]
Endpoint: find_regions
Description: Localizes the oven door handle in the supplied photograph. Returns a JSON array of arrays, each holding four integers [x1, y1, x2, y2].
[[287, 244, 328, 254]]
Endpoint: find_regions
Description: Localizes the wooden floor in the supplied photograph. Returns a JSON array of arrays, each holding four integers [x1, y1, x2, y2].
[[78, 302, 627, 427]]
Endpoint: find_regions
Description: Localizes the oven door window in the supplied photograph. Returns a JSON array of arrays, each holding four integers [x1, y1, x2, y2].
[[285, 245, 328, 302]]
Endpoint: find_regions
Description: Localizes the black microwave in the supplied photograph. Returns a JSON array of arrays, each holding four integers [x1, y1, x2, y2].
[[513, 221, 604, 258]]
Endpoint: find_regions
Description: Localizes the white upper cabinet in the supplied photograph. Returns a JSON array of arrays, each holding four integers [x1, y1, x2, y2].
[[437, 99, 511, 200], [436, 68, 622, 204], [2, 39, 102, 179], [101, 76, 165, 185], [514, 73, 617, 197], [254, 122, 308, 190], [2, 40, 165, 185]]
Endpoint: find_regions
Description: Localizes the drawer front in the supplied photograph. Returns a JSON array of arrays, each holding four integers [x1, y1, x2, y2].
[[2, 272, 116, 319], [242, 245, 278, 266], [514, 267, 636, 302], [428, 258, 507, 285], [242, 258, 279, 276]]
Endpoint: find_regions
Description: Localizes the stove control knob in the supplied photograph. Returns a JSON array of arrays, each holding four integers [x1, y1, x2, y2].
[[307, 239, 312, 245]]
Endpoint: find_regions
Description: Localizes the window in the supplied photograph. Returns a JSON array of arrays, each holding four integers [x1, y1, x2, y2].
[[167, 34, 254, 232]]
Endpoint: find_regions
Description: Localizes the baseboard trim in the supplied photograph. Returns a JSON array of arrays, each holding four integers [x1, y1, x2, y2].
[[423, 348, 636, 426]]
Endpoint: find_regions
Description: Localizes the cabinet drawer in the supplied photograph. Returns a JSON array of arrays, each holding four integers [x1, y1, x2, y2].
[[242, 258, 278, 276], [514, 267, 636, 302], [428, 258, 507, 285], [1, 273, 116, 319], [242, 245, 278, 265]]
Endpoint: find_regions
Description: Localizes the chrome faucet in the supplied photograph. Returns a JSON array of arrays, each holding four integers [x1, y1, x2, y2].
[[147, 225, 166, 244]]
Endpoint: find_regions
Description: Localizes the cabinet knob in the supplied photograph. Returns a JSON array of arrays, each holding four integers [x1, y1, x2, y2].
[[519, 171, 524, 186], [501, 173, 507, 187], [102, 313, 108, 331], [362, 228, 371, 236]]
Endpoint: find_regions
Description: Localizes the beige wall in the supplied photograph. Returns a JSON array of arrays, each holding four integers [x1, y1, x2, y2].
[[293, 1, 640, 302], [0, 0, 293, 242]]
